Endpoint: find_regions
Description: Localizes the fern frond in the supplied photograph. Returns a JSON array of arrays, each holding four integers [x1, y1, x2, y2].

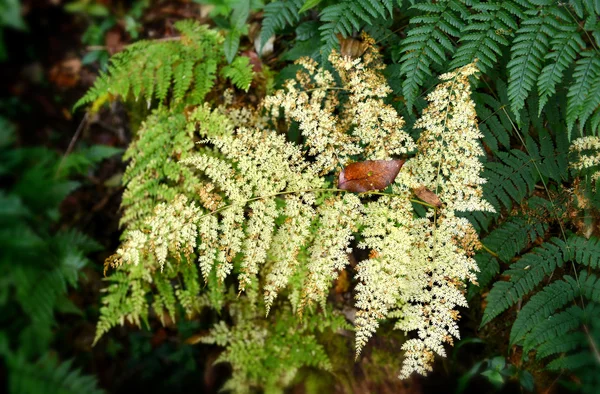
[[483, 149, 539, 213], [483, 215, 549, 264], [450, 2, 522, 72], [537, 330, 587, 359], [259, 0, 303, 50], [522, 305, 584, 353], [7, 354, 104, 394], [483, 236, 600, 327], [221, 56, 254, 92], [319, 0, 394, 53], [546, 351, 598, 371], [568, 51, 600, 136], [473, 252, 500, 290], [94, 268, 149, 344], [509, 275, 579, 345], [537, 25, 584, 115], [74, 20, 253, 110], [474, 89, 512, 153], [507, 5, 567, 122], [154, 271, 177, 324], [481, 238, 563, 326], [398, 0, 468, 108], [175, 262, 203, 316], [569, 0, 600, 19], [535, 128, 570, 182]]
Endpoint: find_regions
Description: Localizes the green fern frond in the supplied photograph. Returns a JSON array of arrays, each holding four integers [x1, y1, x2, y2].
[[482, 216, 549, 264], [522, 305, 583, 353], [319, 0, 394, 53], [473, 252, 500, 290], [119, 110, 200, 230], [481, 238, 563, 326], [94, 269, 149, 344], [474, 89, 513, 153], [510, 275, 579, 345], [154, 271, 178, 324], [450, 2, 522, 72], [259, 0, 304, 50], [74, 20, 253, 110], [534, 128, 570, 182], [7, 353, 104, 394], [567, 52, 600, 136], [222, 56, 254, 92], [536, 330, 587, 359], [175, 262, 203, 317], [546, 351, 598, 371], [569, 0, 600, 19], [507, 5, 567, 122], [398, 0, 468, 108], [566, 236, 600, 268], [537, 25, 584, 115], [483, 149, 539, 213], [483, 236, 600, 327]]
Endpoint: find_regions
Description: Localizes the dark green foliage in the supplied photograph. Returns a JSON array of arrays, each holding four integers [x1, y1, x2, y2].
[[0, 120, 111, 392], [449, 2, 522, 73], [318, 0, 393, 52], [2, 351, 104, 394], [481, 231, 600, 390], [397, 0, 468, 109], [261, 0, 395, 55], [259, 0, 304, 50]]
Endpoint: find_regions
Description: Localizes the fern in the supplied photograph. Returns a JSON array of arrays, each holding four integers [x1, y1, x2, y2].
[[318, 0, 394, 53], [0, 119, 106, 392], [482, 238, 564, 325], [483, 236, 600, 327], [4, 352, 104, 394], [222, 56, 254, 92], [450, 2, 522, 73], [202, 299, 349, 392], [506, 3, 566, 123], [522, 304, 583, 353], [482, 214, 549, 264], [94, 96, 243, 340], [510, 275, 581, 345], [536, 26, 584, 115], [74, 20, 253, 110], [259, 0, 304, 50], [481, 150, 538, 215], [567, 51, 600, 137], [398, 0, 468, 108]]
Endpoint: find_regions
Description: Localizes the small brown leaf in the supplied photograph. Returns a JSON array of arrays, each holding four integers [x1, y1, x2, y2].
[[338, 159, 405, 193], [413, 186, 442, 208]]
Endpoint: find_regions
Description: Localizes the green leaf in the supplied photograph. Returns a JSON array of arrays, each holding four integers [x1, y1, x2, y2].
[[519, 371, 534, 391], [481, 369, 504, 388], [224, 28, 241, 64], [299, 0, 321, 13], [0, 0, 27, 30], [231, 0, 250, 30]]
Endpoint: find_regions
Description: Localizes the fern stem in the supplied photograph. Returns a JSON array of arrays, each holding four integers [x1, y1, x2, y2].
[[197, 186, 438, 221], [480, 244, 498, 258]]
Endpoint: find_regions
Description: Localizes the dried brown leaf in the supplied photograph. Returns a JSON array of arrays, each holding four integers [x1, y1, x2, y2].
[[338, 159, 405, 193], [413, 186, 442, 208]]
